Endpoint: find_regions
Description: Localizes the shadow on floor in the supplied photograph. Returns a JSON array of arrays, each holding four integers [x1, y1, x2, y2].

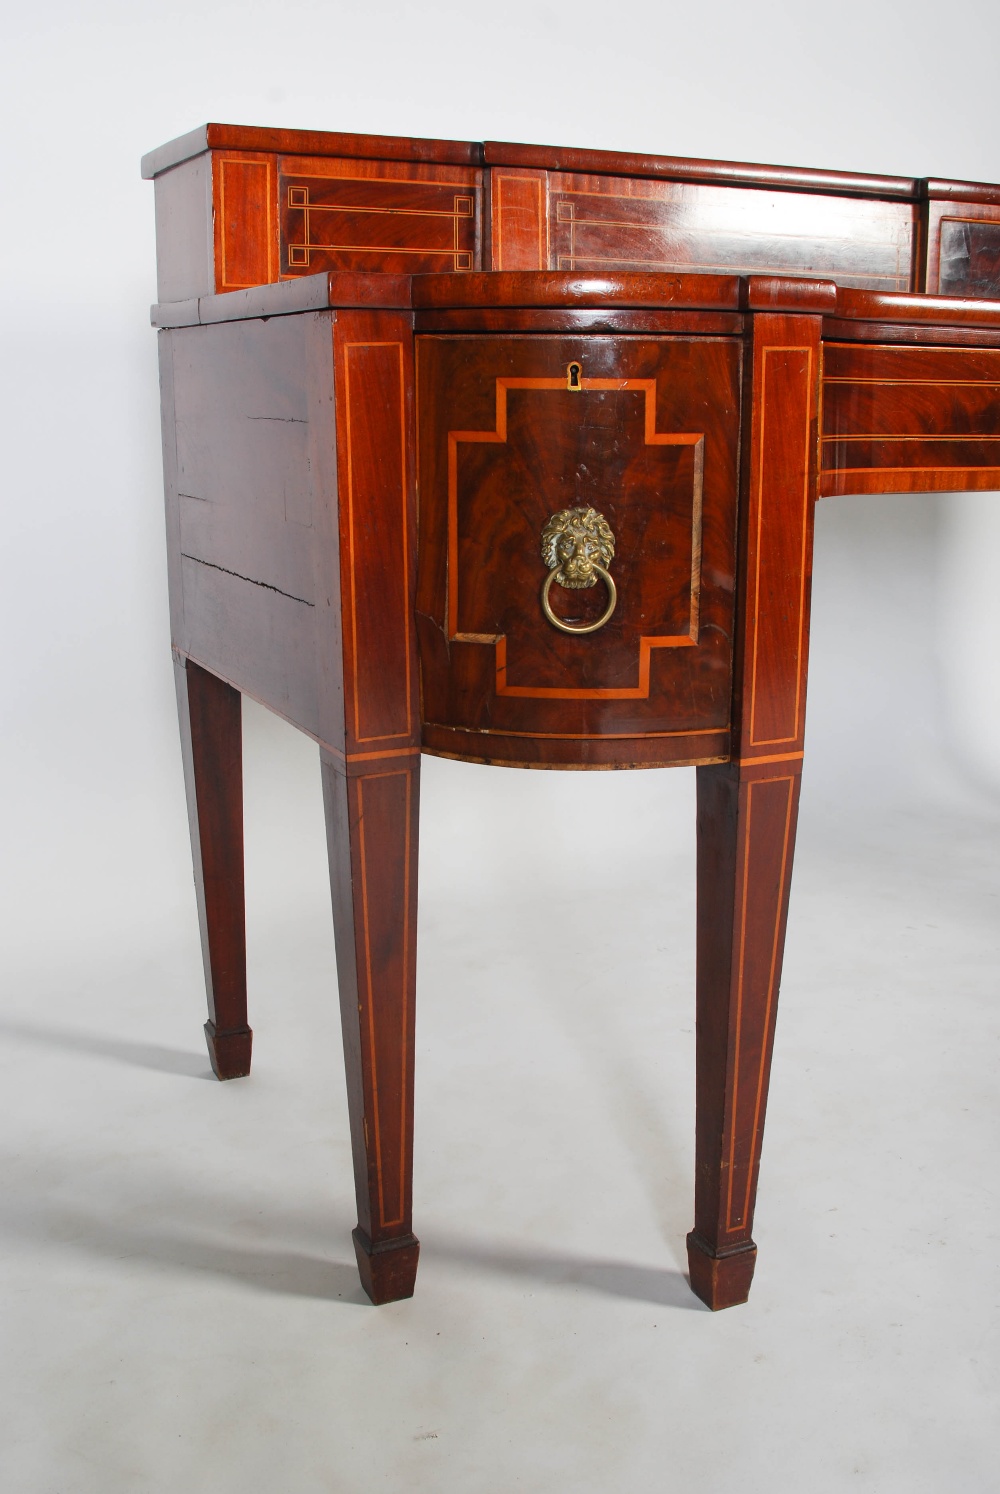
[[0, 1193, 701, 1313], [0, 1159, 702, 1311], [0, 1188, 369, 1304], [426, 1235, 704, 1310], [0, 1017, 214, 1079]]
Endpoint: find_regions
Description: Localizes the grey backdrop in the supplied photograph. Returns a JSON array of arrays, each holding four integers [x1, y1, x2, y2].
[[4, 0, 1000, 956]]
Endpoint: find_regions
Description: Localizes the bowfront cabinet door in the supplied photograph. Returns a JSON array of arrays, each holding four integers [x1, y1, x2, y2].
[[416, 334, 741, 766]]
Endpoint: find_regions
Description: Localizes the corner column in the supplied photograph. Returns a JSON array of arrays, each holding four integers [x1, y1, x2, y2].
[[689, 285, 826, 1308], [317, 304, 423, 1303]]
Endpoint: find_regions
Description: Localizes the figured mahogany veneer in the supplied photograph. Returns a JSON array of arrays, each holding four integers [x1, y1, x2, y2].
[[415, 331, 740, 764], [823, 344, 1000, 495], [148, 128, 1000, 1315]]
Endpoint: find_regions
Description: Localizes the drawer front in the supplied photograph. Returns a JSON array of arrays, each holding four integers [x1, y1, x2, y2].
[[415, 334, 740, 759]]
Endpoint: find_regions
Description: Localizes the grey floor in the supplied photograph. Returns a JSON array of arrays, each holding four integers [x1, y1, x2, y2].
[[2, 690, 998, 1492]]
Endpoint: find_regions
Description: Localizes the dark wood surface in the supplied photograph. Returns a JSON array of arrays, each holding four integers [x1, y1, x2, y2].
[[822, 342, 1000, 496], [489, 169, 914, 290], [415, 329, 740, 764], [159, 311, 327, 738], [690, 758, 802, 1308], [925, 200, 1000, 297], [686, 306, 820, 1309], [281, 158, 482, 280], [174, 656, 251, 1080], [321, 754, 421, 1304], [731, 311, 821, 763], [483, 139, 919, 198], [330, 307, 421, 765], [143, 121, 919, 195], [145, 124, 1000, 304], [413, 308, 747, 336], [141, 123, 481, 178], [148, 133, 1000, 1311], [834, 286, 1000, 328], [410, 270, 741, 310]]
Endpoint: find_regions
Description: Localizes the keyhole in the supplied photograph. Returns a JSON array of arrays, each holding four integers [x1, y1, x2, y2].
[[566, 361, 582, 391]]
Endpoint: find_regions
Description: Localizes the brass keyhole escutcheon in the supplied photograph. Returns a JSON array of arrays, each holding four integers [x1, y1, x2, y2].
[[566, 361, 583, 391], [540, 506, 617, 635]]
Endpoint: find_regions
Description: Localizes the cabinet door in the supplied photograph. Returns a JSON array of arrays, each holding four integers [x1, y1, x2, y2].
[[416, 334, 741, 765]]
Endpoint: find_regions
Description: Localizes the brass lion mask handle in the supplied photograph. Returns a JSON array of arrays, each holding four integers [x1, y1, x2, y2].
[[540, 506, 617, 635]]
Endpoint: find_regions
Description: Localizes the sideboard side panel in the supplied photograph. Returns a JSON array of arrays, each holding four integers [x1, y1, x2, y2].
[[163, 312, 337, 737], [153, 154, 215, 303]]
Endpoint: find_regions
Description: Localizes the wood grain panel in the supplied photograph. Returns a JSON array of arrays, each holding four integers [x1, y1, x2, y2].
[[178, 497, 315, 607], [179, 557, 319, 731], [546, 174, 915, 290], [215, 154, 276, 291], [333, 313, 419, 752], [733, 315, 821, 758], [446, 377, 704, 683], [489, 170, 546, 270], [822, 341, 1000, 494], [416, 333, 740, 755], [281, 158, 480, 276], [925, 199, 1000, 297], [939, 219, 1000, 296], [164, 313, 326, 736]]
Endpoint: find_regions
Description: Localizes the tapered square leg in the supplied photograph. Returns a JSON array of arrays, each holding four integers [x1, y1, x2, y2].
[[174, 655, 251, 1080], [353, 1228, 420, 1305], [684, 306, 821, 1307], [322, 753, 420, 1305], [689, 759, 802, 1309], [686, 1235, 758, 1310]]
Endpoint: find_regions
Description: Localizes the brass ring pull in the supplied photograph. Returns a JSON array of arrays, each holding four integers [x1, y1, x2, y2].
[[539, 506, 617, 635], [541, 563, 617, 634]]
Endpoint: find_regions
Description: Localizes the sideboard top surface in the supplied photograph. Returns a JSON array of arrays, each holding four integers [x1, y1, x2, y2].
[[150, 268, 1000, 344], [141, 121, 1000, 204]]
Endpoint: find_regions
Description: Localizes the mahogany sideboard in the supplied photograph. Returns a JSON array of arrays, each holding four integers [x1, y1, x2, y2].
[[146, 125, 1000, 1310]]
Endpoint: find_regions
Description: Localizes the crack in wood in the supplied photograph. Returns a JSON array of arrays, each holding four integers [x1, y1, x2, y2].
[[181, 552, 314, 606]]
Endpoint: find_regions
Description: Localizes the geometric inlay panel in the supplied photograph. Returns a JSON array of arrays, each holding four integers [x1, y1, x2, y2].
[[281, 175, 476, 275]]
